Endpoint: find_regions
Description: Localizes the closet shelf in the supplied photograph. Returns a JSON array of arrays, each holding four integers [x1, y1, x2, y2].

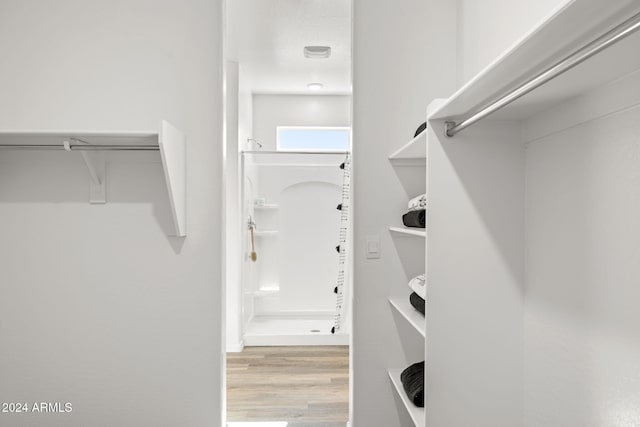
[[254, 230, 278, 237], [388, 369, 425, 427], [429, 0, 640, 124], [254, 204, 279, 210], [389, 296, 426, 338], [389, 226, 426, 238], [388, 131, 426, 165], [0, 121, 186, 236]]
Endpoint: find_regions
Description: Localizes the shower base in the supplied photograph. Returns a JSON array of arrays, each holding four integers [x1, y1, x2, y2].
[[244, 314, 349, 346]]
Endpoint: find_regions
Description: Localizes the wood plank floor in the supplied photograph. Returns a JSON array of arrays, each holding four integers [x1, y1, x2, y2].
[[227, 346, 349, 424]]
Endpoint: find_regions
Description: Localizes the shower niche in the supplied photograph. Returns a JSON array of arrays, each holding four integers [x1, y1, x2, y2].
[[241, 151, 350, 346]]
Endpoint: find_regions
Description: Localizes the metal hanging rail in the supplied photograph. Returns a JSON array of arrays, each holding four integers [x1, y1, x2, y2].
[[445, 10, 640, 137]]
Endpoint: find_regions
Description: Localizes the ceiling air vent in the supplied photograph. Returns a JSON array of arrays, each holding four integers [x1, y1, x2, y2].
[[304, 46, 331, 59]]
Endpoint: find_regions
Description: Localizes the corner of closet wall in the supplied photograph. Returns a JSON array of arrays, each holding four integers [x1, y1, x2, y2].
[[351, 0, 456, 425], [520, 59, 640, 427], [0, 1, 224, 426]]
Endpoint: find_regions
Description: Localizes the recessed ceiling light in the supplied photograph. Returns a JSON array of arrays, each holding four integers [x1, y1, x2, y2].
[[307, 83, 323, 91], [304, 46, 331, 59]]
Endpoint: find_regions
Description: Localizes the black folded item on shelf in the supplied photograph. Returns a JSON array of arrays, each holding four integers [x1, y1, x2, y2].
[[400, 361, 424, 407], [410, 292, 425, 315], [402, 209, 425, 228]]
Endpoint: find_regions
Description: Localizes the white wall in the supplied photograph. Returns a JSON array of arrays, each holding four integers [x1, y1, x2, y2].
[[352, 0, 456, 425], [238, 64, 254, 151], [523, 72, 640, 427], [0, 2, 223, 426], [225, 61, 244, 352], [252, 94, 351, 151], [456, 0, 565, 85]]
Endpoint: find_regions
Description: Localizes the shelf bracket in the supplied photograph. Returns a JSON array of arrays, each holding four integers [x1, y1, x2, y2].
[[445, 121, 456, 138], [159, 121, 187, 236], [79, 150, 106, 204]]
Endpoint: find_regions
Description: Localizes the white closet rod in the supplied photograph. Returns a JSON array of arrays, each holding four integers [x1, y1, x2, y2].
[[445, 10, 640, 137], [0, 145, 159, 151]]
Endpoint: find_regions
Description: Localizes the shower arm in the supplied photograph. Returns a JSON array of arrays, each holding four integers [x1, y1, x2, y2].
[[247, 138, 263, 149]]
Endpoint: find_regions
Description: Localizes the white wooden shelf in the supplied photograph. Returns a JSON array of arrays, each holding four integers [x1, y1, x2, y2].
[[389, 131, 426, 165], [0, 121, 186, 236], [254, 230, 278, 237], [388, 369, 425, 427], [389, 226, 426, 238], [389, 296, 425, 338], [254, 204, 279, 210], [429, 0, 640, 123]]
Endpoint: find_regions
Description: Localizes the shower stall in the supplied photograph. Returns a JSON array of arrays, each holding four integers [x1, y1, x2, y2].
[[240, 151, 351, 346]]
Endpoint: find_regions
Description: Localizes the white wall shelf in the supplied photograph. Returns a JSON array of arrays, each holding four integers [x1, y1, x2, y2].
[[389, 296, 425, 338], [389, 226, 426, 238], [389, 131, 426, 166], [0, 121, 187, 236], [429, 0, 640, 123], [388, 369, 425, 427]]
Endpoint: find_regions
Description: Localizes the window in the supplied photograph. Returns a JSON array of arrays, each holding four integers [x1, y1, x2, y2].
[[277, 126, 350, 152]]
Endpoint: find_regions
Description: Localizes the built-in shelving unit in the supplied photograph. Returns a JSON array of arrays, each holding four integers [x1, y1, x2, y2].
[[389, 227, 426, 238], [388, 131, 426, 166], [388, 369, 425, 427], [389, 296, 425, 337], [387, 130, 427, 426], [423, 2, 640, 426], [0, 121, 186, 236]]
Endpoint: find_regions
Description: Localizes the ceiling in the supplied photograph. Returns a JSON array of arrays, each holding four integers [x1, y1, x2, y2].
[[226, 0, 352, 95]]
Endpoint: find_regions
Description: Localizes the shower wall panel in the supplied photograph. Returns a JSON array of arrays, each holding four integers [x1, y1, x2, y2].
[[250, 160, 343, 316]]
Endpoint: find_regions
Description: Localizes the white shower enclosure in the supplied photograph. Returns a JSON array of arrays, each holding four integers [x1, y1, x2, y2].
[[240, 151, 350, 346]]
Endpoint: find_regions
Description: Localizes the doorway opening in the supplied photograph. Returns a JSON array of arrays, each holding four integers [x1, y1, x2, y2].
[[222, 1, 353, 426]]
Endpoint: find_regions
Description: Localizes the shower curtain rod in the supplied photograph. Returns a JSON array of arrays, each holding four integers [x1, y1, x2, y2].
[[445, 10, 640, 137], [243, 150, 350, 155], [0, 144, 159, 151]]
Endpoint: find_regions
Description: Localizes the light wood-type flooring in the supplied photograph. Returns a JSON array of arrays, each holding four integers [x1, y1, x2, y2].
[[226, 346, 349, 426]]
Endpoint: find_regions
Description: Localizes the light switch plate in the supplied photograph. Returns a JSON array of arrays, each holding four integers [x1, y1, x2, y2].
[[366, 235, 380, 259]]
